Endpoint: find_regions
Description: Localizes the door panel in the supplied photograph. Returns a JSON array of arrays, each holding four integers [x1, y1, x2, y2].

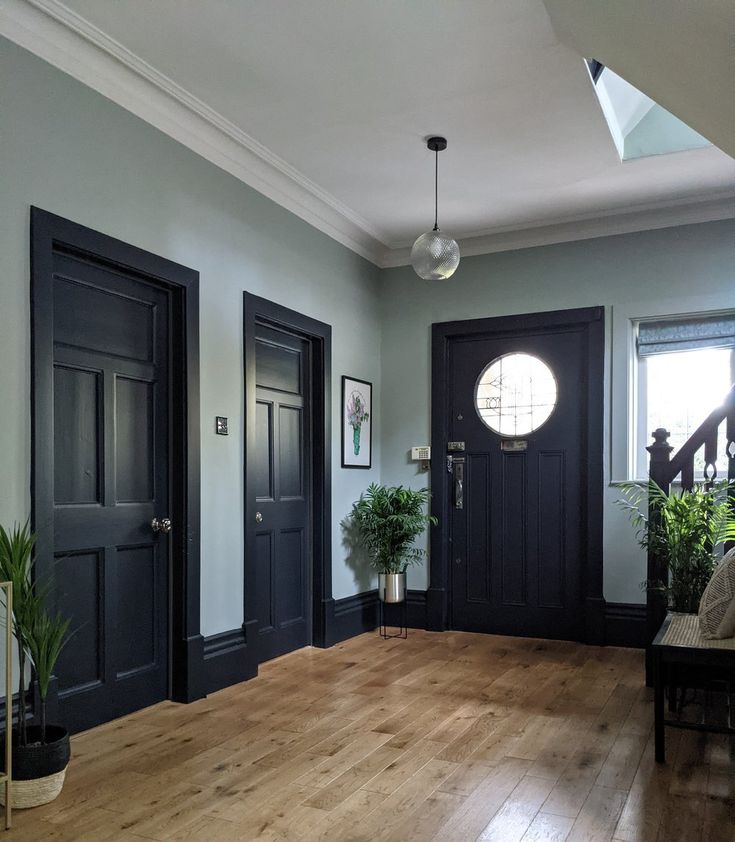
[[53, 549, 103, 695], [50, 252, 170, 731], [277, 528, 306, 626], [538, 451, 565, 608], [255, 402, 274, 499], [53, 367, 101, 504], [447, 320, 592, 640], [53, 274, 155, 362], [113, 544, 158, 675], [115, 377, 154, 501], [255, 325, 311, 662], [466, 455, 490, 604], [278, 406, 303, 498]]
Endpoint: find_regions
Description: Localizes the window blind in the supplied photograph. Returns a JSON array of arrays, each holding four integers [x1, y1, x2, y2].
[[637, 314, 735, 357]]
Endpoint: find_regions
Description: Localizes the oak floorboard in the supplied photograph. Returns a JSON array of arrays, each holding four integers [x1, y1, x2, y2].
[[567, 785, 627, 842], [654, 792, 704, 842], [5, 629, 733, 841], [383, 789, 466, 842], [476, 774, 555, 841], [521, 811, 575, 841]]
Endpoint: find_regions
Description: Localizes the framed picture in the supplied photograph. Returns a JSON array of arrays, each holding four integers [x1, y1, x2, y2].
[[342, 376, 372, 468]]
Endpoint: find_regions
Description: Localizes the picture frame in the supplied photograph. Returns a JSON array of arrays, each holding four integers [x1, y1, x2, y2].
[[341, 376, 372, 468]]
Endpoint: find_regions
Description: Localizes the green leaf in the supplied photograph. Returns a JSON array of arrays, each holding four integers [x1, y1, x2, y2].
[[0, 521, 73, 701], [349, 484, 436, 573], [26, 609, 73, 701], [616, 479, 735, 612]]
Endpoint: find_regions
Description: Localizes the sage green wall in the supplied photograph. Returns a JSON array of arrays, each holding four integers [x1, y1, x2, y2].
[[0, 38, 382, 635], [3, 36, 735, 627], [380, 220, 735, 603]]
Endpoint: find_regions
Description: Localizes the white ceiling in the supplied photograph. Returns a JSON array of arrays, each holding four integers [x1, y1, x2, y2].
[[4, 0, 735, 265]]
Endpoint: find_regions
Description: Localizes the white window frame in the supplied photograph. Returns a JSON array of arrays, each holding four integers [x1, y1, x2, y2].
[[633, 343, 735, 480], [609, 294, 735, 485]]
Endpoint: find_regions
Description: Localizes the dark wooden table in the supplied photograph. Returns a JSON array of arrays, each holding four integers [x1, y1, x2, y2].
[[652, 612, 735, 762]]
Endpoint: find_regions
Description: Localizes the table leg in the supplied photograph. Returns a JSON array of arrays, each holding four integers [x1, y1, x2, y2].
[[654, 650, 665, 763]]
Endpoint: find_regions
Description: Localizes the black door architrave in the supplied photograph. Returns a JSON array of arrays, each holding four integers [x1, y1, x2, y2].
[[243, 293, 333, 669], [429, 307, 605, 643], [31, 207, 203, 726]]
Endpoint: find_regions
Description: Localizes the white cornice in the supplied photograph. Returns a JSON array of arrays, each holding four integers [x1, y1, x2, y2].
[[380, 190, 735, 268], [2, 0, 735, 270], [0, 0, 389, 264]]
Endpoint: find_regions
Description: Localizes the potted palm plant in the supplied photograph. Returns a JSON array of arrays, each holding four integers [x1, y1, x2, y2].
[[0, 523, 72, 808], [350, 484, 437, 603], [617, 480, 735, 612]]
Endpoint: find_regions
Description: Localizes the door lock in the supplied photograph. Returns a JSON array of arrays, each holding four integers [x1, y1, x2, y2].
[[453, 458, 465, 509], [151, 517, 172, 534]]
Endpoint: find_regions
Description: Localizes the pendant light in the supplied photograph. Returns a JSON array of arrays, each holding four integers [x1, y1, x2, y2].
[[410, 136, 460, 281]]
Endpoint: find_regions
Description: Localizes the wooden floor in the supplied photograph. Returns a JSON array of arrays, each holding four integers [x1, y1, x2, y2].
[[10, 630, 735, 841]]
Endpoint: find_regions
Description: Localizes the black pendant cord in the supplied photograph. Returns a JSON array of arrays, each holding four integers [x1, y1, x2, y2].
[[433, 147, 439, 232]]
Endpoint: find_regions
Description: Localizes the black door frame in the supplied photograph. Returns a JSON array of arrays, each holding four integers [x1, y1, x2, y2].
[[243, 293, 333, 662], [30, 207, 204, 708], [429, 306, 605, 643]]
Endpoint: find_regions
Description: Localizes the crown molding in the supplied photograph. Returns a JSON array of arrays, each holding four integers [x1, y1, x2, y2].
[[380, 189, 735, 268], [0, 0, 389, 265], [3, 0, 735, 271]]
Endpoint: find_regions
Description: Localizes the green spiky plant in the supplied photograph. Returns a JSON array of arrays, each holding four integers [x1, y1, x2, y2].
[[350, 484, 437, 574], [616, 480, 735, 613], [0, 524, 36, 747], [26, 609, 71, 742], [0, 523, 71, 746]]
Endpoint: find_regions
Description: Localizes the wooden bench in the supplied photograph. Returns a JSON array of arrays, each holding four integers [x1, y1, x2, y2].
[[652, 612, 735, 762]]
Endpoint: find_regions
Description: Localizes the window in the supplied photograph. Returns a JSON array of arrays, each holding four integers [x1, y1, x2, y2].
[[475, 353, 557, 437], [635, 315, 735, 479]]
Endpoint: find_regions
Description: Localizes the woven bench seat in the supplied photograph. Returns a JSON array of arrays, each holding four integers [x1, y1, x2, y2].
[[652, 612, 735, 762], [660, 612, 735, 650]]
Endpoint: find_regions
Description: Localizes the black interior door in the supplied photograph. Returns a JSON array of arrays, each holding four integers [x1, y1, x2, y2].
[[446, 315, 596, 640], [255, 325, 311, 662], [51, 254, 170, 731]]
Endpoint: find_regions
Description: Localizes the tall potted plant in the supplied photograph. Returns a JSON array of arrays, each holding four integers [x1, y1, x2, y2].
[[0, 523, 72, 808], [350, 484, 437, 603], [617, 481, 735, 612]]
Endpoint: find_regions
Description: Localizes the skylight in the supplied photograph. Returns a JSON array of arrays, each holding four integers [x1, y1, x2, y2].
[[586, 61, 710, 161]]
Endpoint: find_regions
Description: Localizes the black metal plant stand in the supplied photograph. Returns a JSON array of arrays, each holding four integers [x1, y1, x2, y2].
[[379, 598, 407, 639]]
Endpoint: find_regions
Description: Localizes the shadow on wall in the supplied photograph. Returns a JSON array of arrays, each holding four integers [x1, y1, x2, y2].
[[341, 514, 374, 593]]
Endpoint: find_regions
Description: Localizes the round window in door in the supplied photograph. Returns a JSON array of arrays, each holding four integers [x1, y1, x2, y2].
[[475, 352, 557, 436]]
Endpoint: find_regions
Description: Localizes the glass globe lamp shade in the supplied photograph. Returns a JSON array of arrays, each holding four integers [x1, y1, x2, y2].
[[410, 230, 460, 280]]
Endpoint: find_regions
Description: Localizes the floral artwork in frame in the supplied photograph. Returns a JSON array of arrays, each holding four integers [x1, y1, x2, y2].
[[342, 376, 372, 468]]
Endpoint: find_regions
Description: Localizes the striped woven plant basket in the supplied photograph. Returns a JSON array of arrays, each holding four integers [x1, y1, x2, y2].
[[0, 767, 67, 809]]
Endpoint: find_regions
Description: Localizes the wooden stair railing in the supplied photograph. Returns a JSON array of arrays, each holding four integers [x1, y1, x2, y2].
[[645, 384, 735, 681]]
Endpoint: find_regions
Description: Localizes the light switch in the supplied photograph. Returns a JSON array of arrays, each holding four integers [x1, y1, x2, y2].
[[215, 416, 228, 436]]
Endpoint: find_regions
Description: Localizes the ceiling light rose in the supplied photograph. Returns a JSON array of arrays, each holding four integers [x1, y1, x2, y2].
[[411, 136, 460, 281]]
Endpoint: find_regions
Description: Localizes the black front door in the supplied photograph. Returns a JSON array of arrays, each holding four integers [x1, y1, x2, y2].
[[50, 253, 170, 731], [254, 325, 311, 662], [442, 309, 603, 640]]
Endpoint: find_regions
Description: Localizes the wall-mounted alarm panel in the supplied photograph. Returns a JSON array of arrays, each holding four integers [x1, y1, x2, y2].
[[411, 446, 431, 461]]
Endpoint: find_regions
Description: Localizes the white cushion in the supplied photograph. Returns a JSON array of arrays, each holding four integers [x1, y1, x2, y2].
[[698, 548, 735, 639]]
